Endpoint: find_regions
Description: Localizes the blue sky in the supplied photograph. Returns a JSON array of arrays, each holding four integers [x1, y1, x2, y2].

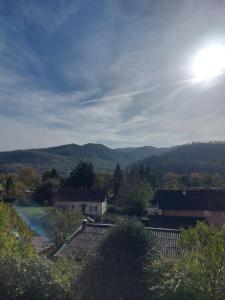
[[1, 0, 225, 150]]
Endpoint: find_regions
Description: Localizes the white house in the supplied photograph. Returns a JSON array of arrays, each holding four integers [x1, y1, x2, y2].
[[53, 189, 107, 216]]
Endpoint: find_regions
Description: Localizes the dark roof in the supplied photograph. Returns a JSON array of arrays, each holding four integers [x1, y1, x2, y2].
[[153, 189, 225, 211], [54, 189, 106, 203], [149, 215, 207, 229], [54, 222, 181, 258]]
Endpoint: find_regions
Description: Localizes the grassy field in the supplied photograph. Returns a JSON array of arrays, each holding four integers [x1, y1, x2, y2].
[[15, 206, 51, 237]]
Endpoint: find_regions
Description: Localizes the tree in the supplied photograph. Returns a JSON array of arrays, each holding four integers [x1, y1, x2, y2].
[[212, 173, 225, 187], [13, 180, 26, 199], [94, 172, 112, 190], [33, 179, 60, 205], [163, 172, 181, 189], [112, 163, 123, 195], [0, 202, 78, 300], [42, 168, 59, 182], [4, 175, 26, 200], [77, 221, 160, 300], [5, 176, 15, 195], [168, 223, 225, 300], [0, 202, 34, 258], [67, 162, 95, 189], [18, 167, 40, 187], [116, 174, 153, 215], [47, 208, 83, 248], [129, 182, 153, 215]]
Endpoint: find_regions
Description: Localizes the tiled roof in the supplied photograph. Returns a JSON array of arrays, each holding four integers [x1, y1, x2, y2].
[[54, 188, 107, 203], [54, 222, 181, 259], [153, 189, 225, 211], [146, 227, 181, 256]]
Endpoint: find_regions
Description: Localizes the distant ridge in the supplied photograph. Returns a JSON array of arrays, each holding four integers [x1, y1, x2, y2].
[[0, 143, 168, 174], [138, 142, 225, 175], [2, 142, 224, 175]]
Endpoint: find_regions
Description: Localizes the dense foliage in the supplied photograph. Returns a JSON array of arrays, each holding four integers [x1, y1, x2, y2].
[[1, 201, 225, 300], [112, 165, 155, 216], [77, 221, 160, 300], [66, 161, 95, 189], [0, 202, 34, 258], [33, 178, 60, 205], [0, 167, 40, 202], [0, 202, 76, 300], [175, 223, 225, 300], [47, 208, 83, 248], [0, 256, 75, 300]]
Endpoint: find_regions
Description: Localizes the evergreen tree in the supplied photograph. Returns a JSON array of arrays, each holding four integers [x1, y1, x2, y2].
[[5, 176, 14, 195], [42, 168, 59, 182], [112, 163, 123, 195], [50, 168, 58, 179], [67, 162, 95, 189]]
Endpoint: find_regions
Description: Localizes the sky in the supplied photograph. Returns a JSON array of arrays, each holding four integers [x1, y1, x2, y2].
[[1, 0, 225, 151]]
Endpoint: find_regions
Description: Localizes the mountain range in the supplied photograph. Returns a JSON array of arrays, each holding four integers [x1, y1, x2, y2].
[[0, 143, 168, 174], [138, 142, 225, 175], [0, 142, 225, 175]]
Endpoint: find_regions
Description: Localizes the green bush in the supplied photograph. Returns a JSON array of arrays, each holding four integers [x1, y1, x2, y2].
[[0, 256, 75, 300]]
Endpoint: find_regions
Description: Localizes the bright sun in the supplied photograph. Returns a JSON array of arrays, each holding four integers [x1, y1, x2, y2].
[[192, 44, 225, 82]]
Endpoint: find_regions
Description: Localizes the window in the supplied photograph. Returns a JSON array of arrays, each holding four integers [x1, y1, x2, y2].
[[90, 205, 98, 212]]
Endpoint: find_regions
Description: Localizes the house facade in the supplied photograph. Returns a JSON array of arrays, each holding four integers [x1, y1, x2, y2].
[[153, 189, 225, 227], [54, 189, 107, 216]]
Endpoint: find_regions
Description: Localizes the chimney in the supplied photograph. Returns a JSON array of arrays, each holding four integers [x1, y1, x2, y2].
[[182, 187, 187, 195], [82, 219, 88, 230]]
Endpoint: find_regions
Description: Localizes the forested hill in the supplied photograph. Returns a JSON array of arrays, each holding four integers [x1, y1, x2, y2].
[[0, 143, 167, 174], [138, 142, 225, 174]]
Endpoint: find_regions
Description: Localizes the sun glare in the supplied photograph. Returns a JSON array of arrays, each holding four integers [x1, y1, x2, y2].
[[192, 44, 225, 82]]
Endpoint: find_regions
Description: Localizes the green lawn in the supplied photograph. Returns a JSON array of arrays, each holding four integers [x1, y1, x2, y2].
[[15, 206, 52, 237]]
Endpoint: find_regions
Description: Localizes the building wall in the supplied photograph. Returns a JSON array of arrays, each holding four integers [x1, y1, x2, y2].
[[206, 211, 225, 227], [101, 197, 107, 215], [162, 210, 204, 217], [55, 200, 106, 216], [161, 209, 225, 227]]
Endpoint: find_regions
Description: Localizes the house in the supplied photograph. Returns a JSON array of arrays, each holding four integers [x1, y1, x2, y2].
[[149, 215, 207, 229], [153, 189, 225, 227], [54, 220, 181, 259], [53, 189, 107, 216]]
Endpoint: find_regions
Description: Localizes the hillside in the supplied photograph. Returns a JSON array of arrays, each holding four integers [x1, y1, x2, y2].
[[139, 142, 225, 174], [0, 143, 167, 174]]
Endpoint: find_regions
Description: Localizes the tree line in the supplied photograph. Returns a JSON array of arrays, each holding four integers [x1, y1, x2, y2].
[[1, 201, 225, 300]]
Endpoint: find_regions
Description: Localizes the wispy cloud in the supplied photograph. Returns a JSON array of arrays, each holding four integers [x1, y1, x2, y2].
[[0, 0, 225, 150]]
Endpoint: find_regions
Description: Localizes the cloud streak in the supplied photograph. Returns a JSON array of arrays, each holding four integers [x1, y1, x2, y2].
[[0, 0, 225, 150]]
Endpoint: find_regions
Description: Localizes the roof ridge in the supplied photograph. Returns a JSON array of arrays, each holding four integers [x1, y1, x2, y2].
[[86, 223, 115, 228], [146, 226, 181, 232]]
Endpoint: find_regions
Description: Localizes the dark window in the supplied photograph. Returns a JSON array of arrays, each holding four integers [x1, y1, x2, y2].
[[90, 205, 97, 212]]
